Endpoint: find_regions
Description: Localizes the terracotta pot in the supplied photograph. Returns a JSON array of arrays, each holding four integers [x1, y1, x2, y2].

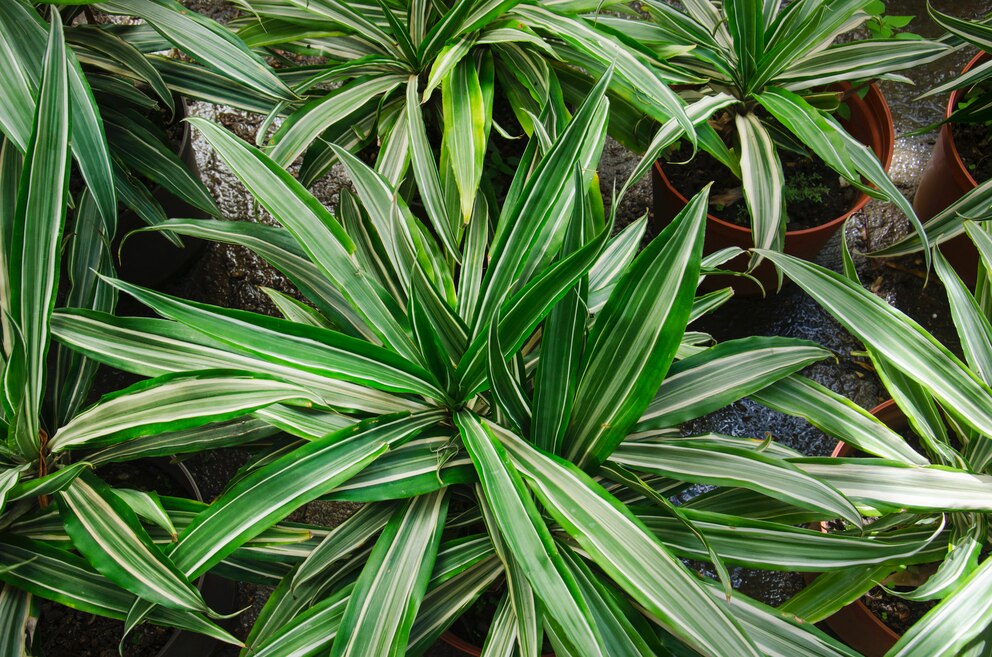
[[653, 83, 894, 296], [912, 51, 987, 288], [815, 399, 905, 657], [114, 96, 207, 288], [440, 630, 554, 656]]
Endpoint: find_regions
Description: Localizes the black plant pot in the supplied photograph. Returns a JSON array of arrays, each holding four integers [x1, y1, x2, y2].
[[114, 97, 208, 288], [149, 459, 236, 657]]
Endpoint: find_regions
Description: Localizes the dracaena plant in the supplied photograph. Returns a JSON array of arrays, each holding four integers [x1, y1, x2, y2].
[[0, 0, 296, 242], [751, 230, 992, 655], [226, 0, 700, 219], [43, 68, 952, 656], [612, 0, 947, 263], [0, 16, 327, 655], [915, 3, 992, 128]]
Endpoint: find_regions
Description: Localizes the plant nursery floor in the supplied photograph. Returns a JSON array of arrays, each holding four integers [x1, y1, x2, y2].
[[151, 0, 990, 653]]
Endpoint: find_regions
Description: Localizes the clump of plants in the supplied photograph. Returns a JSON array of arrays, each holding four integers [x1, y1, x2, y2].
[[40, 64, 941, 655], [607, 0, 947, 264]]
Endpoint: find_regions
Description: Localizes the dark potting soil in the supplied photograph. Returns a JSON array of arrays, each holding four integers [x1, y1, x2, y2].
[[953, 121, 992, 184], [862, 586, 937, 636], [33, 461, 193, 657], [450, 583, 553, 653], [663, 142, 859, 231]]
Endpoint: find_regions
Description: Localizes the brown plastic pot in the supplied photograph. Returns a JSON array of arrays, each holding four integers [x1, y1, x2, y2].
[[814, 399, 905, 657], [114, 96, 207, 288], [440, 630, 554, 656], [653, 83, 894, 296], [912, 51, 987, 288]]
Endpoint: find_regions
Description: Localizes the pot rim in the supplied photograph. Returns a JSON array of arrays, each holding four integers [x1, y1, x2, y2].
[[654, 82, 892, 239], [943, 50, 987, 191]]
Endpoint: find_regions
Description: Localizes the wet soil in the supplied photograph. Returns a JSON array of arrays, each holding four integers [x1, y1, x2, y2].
[[663, 142, 859, 231], [863, 587, 937, 635]]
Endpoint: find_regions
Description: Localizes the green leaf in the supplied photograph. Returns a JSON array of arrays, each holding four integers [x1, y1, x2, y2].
[[736, 111, 784, 265], [330, 491, 447, 657], [100, 276, 445, 400], [50, 370, 319, 452], [168, 412, 438, 578], [751, 375, 928, 465], [443, 55, 490, 221], [565, 185, 708, 470], [637, 336, 831, 429], [0, 2, 117, 225], [492, 421, 762, 657], [613, 439, 863, 526], [187, 118, 417, 360], [8, 10, 71, 459], [455, 411, 605, 655], [476, 69, 611, 327], [103, 0, 294, 102], [406, 77, 460, 257], [757, 251, 992, 438], [52, 310, 421, 415], [59, 472, 209, 612], [886, 556, 992, 657], [0, 585, 30, 657], [0, 535, 239, 645], [268, 76, 401, 168]]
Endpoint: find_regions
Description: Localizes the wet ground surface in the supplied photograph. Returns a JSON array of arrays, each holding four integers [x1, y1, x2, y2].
[[142, 0, 992, 651]]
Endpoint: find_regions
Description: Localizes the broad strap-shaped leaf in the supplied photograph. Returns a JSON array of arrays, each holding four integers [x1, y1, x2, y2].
[[455, 411, 606, 656], [701, 583, 862, 657], [245, 585, 353, 657], [565, 186, 708, 470], [935, 248, 992, 386], [491, 421, 762, 657], [132, 218, 373, 341], [406, 77, 460, 257], [792, 458, 992, 512], [724, 0, 763, 81], [59, 472, 210, 613], [187, 118, 417, 360], [101, 276, 446, 400], [781, 565, 895, 623], [169, 412, 440, 578], [476, 70, 610, 327], [736, 111, 785, 264], [268, 75, 401, 168], [0, 535, 239, 645], [612, 439, 862, 526], [871, 180, 992, 258], [0, 585, 30, 657], [325, 435, 475, 502], [51, 310, 421, 415], [292, 502, 394, 590], [443, 55, 491, 221], [8, 11, 70, 458], [637, 336, 831, 429], [751, 374, 928, 465], [637, 508, 943, 571], [0, 1, 116, 225], [330, 491, 447, 657], [757, 250, 992, 438], [103, 0, 294, 102], [886, 556, 992, 657], [67, 24, 173, 111], [104, 107, 219, 217], [50, 370, 319, 452]]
